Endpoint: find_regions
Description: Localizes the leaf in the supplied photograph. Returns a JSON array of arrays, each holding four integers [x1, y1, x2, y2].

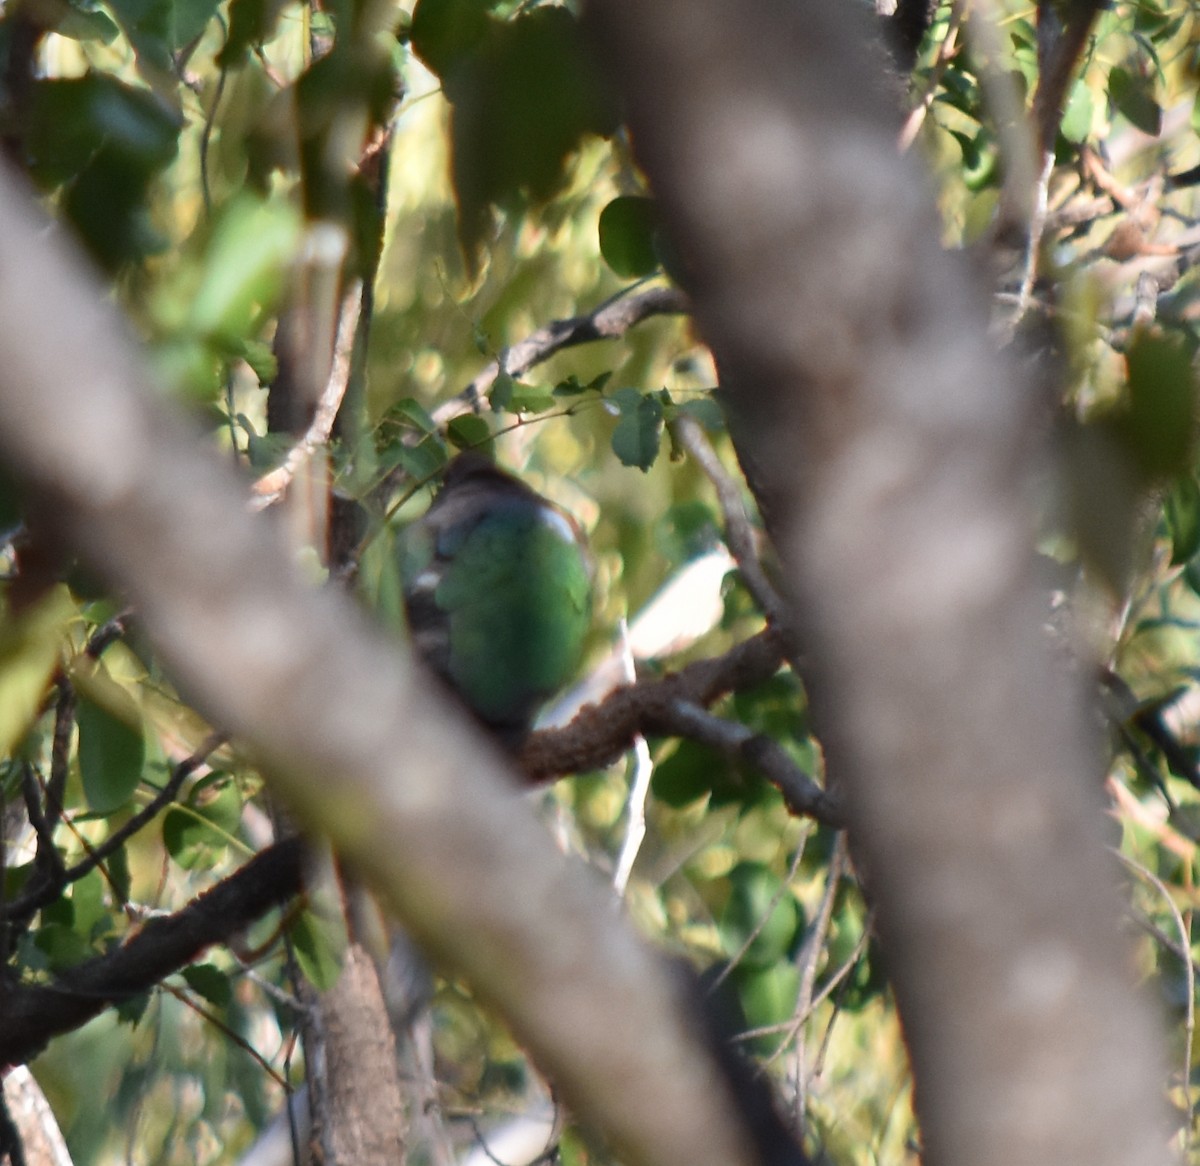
[[162, 773, 243, 869], [77, 690, 146, 815], [25, 74, 182, 269], [1166, 475, 1200, 566], [1059, 79, 1094, 144], [610, 387, 664, 471], [410, 0, 495, 83], [719, 862, 805, 970], [505, 381, 557, 415], [447, 414, 493, 451], [1117, 330, 1197, 482], [652, 739, 729, 808], [678, 396, 725, 432], [733, 961, 800, 1043], [182, 963, 233, 1007], [289, 905, 346, 992], [1109, 65, 1162, 137], [0, 586, 74, 760], [598, 196, 660, 278], [188, 194, 301, 342], [488, 370, 515, 412], [447, 5, 620, 260]]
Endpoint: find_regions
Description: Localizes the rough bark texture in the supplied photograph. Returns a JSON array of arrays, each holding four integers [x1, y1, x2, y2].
[[583, 3, 1169, 1165], [303, 944, 407, 1166], [0, 163, 761, 1166]]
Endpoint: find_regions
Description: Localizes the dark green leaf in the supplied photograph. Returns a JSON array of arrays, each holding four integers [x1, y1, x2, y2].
[[77, 694, 145, 815], [447, 414, 493, 450], [1117, 330, 1197, 481], [489, 370, 515, 412], [598, 196, 660, 278], [115, 991, 152, 1026], [56, 5, 121, 42], [410, 0, 495, 82], [289, 906, 345, 992], [182, 963, 234, 1007], [25, 75, 181, 269], [719, 862, 804, 970], [652, 739, 728, 808], [1109, 65, 1162, 136], [1167, 475, 1200, 566], [162, 774, 242, 869], [678, 396, 725, 432], [611, 387, 664, 471], [448, 5, 620, 259]]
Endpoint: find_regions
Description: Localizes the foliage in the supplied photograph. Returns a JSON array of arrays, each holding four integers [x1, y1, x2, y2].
[[1, 0, 1200, 1164]]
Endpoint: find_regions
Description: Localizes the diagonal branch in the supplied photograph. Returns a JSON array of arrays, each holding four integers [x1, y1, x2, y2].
[[0, 838, 306, 1069]]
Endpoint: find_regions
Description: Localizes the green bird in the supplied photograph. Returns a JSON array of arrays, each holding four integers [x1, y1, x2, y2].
[[399, 453, 592, 746]]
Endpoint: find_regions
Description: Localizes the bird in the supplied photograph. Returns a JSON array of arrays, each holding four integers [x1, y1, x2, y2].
[[398, 452, 592, 746]]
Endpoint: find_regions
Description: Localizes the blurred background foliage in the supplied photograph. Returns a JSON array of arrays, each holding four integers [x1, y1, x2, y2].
[[1, 0, 1200, 1163]]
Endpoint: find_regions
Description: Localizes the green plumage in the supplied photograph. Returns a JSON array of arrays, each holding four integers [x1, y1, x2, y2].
[[399, 454, 591, 744]]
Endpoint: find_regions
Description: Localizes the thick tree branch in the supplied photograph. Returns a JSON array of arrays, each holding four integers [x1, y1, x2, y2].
[[584, 3, 1169, 1166], [520, 630, 840, 826], [0, 838, 306, 1068], [0, 164, 769, 1166]]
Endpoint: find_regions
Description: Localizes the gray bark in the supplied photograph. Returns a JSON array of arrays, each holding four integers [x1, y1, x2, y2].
[[583, 2, 1170, 1164]]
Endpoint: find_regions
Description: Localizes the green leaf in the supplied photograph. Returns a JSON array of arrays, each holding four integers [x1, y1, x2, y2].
[[652, 739, 729, 808], [0, 586, 74, 760], [410, 0, 495, 82], [1117, 330, 1197, 482], [34, 922, 95, 970], [598, 196, 660, 278], [448, 5, 620, 259], [733, 961, 800, 1041], [488, 370, 515, 412], [77, 691, 145, 815], [719, 862, 804, 970], [554, 371, 611, 398], [188, 194, 302, 341], [25, 74, 181, 269], [289, 905, 346, 992], [447, 414, 493, 451], [678, 396, 725, 432], [1059, 79, 1094, 143], [1109, 65, 1162, 136], [1166, 475, 1200, 566], [505, 381, 557, 414], [56, 5, 121, 43], [385, 397, 439, 436], [610, 387, 664, 471], [162, 773, 242, 869], [182, 963, 234, 1007]]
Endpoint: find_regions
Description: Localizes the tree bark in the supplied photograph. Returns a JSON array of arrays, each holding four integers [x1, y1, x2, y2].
[[583, 2, 1170, 1165]]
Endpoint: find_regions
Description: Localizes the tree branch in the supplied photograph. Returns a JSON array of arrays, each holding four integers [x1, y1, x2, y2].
[[0, 838, 306, 1068], [0, 162, 770, 1166], [583, 3, 1170, 1165], [434, 283, 689, 422]]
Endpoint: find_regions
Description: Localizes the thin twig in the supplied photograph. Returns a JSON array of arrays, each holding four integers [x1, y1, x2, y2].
[[2, 733, 226, 922], [434, 283, 689, 423], [613, 621, 653, 897], [1118, 850, 1194, 1144], [673, 415, 791, 633], [660, 700, 840, 826], [898, 0, 967, 153], [250, 283, 364, 511]]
